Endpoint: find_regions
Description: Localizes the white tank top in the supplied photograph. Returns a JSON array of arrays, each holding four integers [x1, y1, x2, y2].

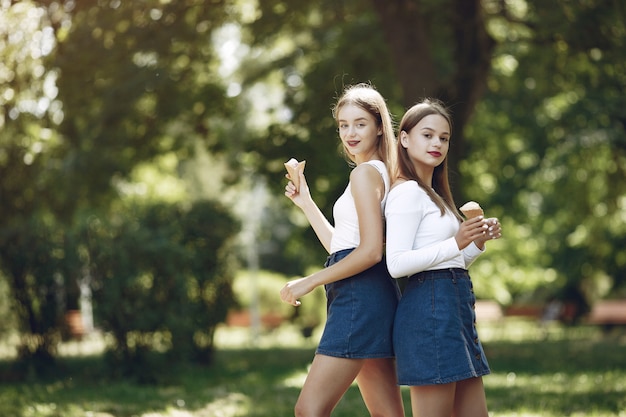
[[329, 160, 390, 254]]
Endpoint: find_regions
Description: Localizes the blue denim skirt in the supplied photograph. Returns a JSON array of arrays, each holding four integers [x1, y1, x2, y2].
[[316, 248, 401, 359], [393, 268, 490, 385]]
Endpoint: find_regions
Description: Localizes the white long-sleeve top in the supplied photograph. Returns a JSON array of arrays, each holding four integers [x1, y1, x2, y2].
[[385, 180, 483, 278]]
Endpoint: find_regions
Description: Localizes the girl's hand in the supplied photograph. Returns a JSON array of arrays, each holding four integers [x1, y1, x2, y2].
[[474, 217, 502, 248], [455, 216, 488, 250], [280, 277, 313, 306], [284, 170, 312, 209]]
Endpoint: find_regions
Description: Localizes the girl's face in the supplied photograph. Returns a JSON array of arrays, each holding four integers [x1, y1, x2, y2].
[[337, 104, 381, 163], [400, 113, 450, 171]]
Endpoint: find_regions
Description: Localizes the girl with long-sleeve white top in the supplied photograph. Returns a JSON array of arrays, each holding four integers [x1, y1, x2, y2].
[[386, 182, 484, 278], [385, 99, 502, 417]]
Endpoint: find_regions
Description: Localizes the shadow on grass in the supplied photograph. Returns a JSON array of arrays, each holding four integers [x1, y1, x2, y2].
[[0, 326, 624, 417], [0, 347, 319, 417], [487, 383, 626, 416], [483, 332, 626, 416], [485, 336, 626, 374]]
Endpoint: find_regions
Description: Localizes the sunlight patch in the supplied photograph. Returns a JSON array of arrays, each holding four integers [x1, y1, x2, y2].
[[280, 369, 308, 388], [141, 410, 193, 417], [139, 392, 250, 417], [201, 393, 250, 417]]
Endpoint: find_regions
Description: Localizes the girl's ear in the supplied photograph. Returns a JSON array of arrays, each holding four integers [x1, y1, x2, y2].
[[400, 131, 409, 148]]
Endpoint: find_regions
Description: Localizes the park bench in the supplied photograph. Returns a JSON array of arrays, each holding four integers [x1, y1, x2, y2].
[[474, 300, 504, 322], [226, 309, 284, 329], [504, 304, 544, 319], [586, 300, 626, 330]]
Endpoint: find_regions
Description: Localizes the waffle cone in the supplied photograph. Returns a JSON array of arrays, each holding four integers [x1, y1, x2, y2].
[[459, 201, 484, 219], [461, 208, 484, 219], [284, 159, 306, 191]]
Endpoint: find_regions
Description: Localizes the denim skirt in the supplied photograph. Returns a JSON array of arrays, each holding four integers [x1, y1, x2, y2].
[[393, 268, 490, 385], [316, 248, 401, 359]]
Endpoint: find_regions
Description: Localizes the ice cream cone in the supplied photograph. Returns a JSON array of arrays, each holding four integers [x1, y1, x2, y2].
[[459, 201, 484, 219], [284, 158, 306, 191]]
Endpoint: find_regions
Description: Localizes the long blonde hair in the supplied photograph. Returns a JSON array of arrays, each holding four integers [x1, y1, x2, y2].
[[395, 99, 462, 221], [332, 83, 396, 178]]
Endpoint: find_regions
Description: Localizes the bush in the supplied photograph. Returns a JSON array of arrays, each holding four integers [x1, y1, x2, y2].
[[232, 269, 326, 336], [84, 200, 239, 378], [0, 216, 71, 374]]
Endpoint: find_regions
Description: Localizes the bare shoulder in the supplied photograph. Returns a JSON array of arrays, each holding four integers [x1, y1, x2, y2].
[[350, 163, 383, 184], [350, 164, 385, 203]]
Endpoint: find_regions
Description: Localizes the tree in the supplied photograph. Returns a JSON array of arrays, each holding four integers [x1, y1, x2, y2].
[[233, 0, 626, 309], [371, 0, 495, 167], [0, 0, 243, 371], [0, 0, 76, 368], [239, 0, 495, 195], [1, 218, 71, 371], [49, 0, 235, 212], [463, 0, 626, 310], [83, 201, 239, 378]]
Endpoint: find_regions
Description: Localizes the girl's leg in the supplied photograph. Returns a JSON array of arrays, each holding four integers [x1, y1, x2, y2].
[[294, 354, 364, 417], [355, 358, 404, 417], [409, 382, 456, 417], [452, 377, 488, 417]]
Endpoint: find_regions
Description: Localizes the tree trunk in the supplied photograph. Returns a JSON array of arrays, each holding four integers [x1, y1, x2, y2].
[[371, 0, 437, 103], [371, 0, 495, 198]]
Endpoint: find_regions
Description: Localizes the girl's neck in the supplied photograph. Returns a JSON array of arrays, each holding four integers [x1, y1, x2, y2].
[[414, 164, 434, 186], [355, 151, 381, 165]]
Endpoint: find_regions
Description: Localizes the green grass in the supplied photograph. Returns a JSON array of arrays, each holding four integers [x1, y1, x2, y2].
[[0, 320, 624, 417]]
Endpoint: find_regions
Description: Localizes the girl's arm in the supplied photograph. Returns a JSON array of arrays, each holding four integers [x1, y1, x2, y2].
[[385, 184, 484, 278], [285, 170, 334, 253], [280, 164, 385, 306]]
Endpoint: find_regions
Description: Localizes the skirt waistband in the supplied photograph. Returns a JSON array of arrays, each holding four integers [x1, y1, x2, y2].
[[408, 268, 469, 281], [326, 248, 355, 264]]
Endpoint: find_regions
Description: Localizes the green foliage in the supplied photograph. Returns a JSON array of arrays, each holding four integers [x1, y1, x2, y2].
[[240, 0, 399, 195], [0, 323, 624, 416], [234, 0, 402, 273], [0, 273, 17, 336], [81, 201, 239, 377], [1, 0, 625, 381], [463, 0, 626, 308], [0, 0, 244, 376], [0, 199, 239, 378], [0, 215, 75, 372], [50, 0, 236, 211], [232, 269, 326, 331], [232, 270, 293, 317]]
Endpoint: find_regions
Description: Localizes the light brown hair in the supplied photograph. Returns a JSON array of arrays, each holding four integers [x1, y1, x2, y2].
[[332, 83, 396, 178], [395, 98, 462, 221]]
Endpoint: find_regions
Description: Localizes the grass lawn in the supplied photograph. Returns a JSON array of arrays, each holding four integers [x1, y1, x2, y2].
[[0, 319, 624, 416]]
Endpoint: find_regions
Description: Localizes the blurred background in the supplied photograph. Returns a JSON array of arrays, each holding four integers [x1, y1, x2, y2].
[[0, 0, 625, 398]]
